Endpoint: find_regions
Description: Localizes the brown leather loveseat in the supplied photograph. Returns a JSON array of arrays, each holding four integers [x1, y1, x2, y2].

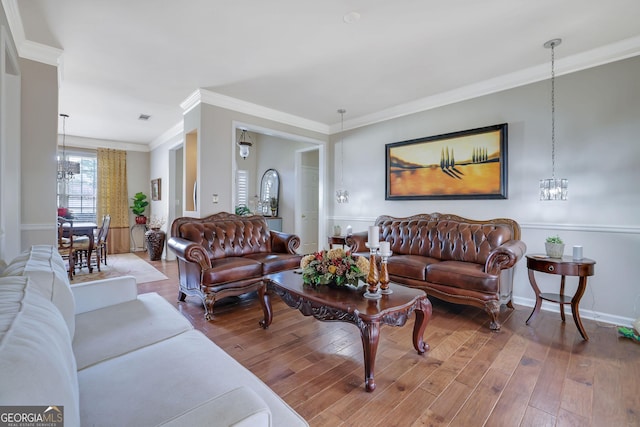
[[168, 212, 302, 320], [347, 213, 526, 330]]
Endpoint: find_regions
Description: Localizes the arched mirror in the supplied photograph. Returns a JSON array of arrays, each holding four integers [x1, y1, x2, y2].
[[260, 169, 279, 217]]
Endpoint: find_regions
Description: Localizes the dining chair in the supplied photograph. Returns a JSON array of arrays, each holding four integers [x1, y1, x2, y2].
[[57, 217, 75, 280], [89, 214, 111, 271], [69, 224, 92, 273]]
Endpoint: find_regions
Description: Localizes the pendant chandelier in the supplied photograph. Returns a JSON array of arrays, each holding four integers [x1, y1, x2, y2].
[[539, 38, 568, 201], [57, 113, 80, 182], [335, 109, 349, 203], [237, 129, 253, 159]]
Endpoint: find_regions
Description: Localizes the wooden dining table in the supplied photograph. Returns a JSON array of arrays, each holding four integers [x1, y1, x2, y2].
[[62, 221, 97, 273]]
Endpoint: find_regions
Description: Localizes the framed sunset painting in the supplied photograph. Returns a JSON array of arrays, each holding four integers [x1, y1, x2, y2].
[[385, 123, 508, 200]]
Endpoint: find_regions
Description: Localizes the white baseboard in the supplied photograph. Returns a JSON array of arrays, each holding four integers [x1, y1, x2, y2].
[[512, 296, 634, 327]]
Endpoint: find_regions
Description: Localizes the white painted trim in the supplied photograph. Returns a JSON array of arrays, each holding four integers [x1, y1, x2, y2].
[[19, 39, 62, 66], [1, 0, 24, 47], [21, 223, 56, 231], [149, 121, 183, 151], [521, 222, 640, 235], [185, 89, 330, 135], [62, 135, 150, 152], [512, 296, 634, 328], [180, 89, 201, 114], [334, 35, 640, 133], [328, 218, 640, 235]]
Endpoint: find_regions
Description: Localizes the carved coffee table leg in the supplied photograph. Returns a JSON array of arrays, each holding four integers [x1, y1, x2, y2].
[[358, 320, 381, 392], [413, 297, 432, 354], [258, 282, 273, 329]]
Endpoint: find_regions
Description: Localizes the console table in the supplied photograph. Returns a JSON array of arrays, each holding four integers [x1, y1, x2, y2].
[[525, 254, 596, 340]]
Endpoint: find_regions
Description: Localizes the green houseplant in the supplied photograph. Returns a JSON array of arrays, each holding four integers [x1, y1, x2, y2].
[[130, 192, 149, 224], [545, 235, 564, 258]]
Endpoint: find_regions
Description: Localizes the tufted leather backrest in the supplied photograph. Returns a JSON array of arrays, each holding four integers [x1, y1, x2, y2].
[[171, 213, 271, 259], [376, 213, 517, 265]]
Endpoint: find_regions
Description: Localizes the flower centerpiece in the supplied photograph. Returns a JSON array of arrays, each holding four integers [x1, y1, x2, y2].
[[148, 216, 166, 231], [300, 248, 369, 288]]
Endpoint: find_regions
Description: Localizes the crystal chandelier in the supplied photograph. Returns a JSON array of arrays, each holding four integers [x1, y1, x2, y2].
[[539, 39, 568, 201], [57, 113, 80, 182], [335, 109, 349, 203]]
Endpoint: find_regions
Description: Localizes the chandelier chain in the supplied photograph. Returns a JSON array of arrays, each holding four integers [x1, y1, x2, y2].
[[550, 42, 556, 179], [339, 109, 345, 186]]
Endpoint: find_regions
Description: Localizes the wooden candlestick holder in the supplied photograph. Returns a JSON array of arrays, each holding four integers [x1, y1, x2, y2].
[[364, 246, 381, 299]]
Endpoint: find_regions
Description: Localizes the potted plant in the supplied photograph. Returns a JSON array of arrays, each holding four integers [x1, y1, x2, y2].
[[269, 197, 278, 217], [130, 192, 149, 224], [545, 235, 565, 258]]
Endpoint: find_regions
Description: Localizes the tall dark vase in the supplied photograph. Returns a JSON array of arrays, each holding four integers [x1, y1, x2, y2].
[[145, 229, 166, 261]]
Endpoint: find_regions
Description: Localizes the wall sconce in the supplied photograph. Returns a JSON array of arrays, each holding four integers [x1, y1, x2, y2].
[[539, 38, 568, 201], [237, 129, 253, 160]]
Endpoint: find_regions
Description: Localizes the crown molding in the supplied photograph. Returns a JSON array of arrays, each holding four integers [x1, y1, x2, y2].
[[1, 0, 24, 44], [335, 35, 640, 133], [19, 39, 62, 66], [181, 88, 330, 135], [62, 135, 150, 152], [149, 121, 184, 151]]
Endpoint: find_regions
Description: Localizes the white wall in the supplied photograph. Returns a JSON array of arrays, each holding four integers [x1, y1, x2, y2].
[[331, 56, 640, 325]]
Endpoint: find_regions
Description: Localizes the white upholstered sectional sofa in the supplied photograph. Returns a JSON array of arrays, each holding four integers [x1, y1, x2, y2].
[[0, 245, 308, 427]]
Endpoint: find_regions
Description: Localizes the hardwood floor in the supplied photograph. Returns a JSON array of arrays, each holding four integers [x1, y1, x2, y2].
[[138, 254, 640, 426]]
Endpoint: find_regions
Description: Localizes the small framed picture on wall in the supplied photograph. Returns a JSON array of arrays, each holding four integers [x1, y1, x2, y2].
[[151, 178, 161, 201]]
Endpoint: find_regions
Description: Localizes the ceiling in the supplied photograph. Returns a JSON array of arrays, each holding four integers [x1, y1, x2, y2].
[[8, 0, 640, 145]]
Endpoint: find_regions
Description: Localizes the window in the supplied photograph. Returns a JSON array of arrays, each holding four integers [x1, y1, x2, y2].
[[57, 151, 97, 222], [236, 169, 249, 208]]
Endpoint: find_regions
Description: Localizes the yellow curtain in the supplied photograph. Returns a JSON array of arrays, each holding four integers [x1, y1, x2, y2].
[[97, 148, 130, 254]]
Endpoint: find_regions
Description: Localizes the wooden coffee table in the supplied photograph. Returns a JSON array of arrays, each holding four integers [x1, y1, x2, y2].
[[259, 270, 432, 392]]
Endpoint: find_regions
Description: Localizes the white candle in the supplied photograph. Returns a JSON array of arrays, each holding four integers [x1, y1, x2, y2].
[[368, 226, 380, 247], [379, 241, 391, 256]]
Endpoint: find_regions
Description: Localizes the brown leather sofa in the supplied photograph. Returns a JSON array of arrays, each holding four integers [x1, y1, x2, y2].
[[168, 212, 302, 320], [347, 213, 526, 330]]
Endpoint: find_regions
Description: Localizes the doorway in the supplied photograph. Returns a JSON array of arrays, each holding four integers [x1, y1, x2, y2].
[[297, 148, 320, 254], [231, 122, 325, 253]]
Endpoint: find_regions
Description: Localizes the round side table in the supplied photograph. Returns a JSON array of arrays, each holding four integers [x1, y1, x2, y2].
[[525, 254, 596, 340]]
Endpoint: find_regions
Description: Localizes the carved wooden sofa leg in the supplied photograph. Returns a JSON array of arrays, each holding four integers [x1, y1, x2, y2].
[[485, 300, 501, 331]]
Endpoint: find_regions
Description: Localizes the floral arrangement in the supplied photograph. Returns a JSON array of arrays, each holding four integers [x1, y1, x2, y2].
[[300, 248, 369, 287], [148, 216, 166, 230]]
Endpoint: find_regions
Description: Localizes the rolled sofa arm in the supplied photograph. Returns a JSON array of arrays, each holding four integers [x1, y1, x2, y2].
[[167, 236, 212, 270], [485, 240, 527, 275], [345, 232, 368, 253], [270, 230, 301, 254]]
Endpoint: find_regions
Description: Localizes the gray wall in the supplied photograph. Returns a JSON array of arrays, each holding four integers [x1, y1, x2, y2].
[[330, 56, 640, 325], [19, 58, 58, 251]]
